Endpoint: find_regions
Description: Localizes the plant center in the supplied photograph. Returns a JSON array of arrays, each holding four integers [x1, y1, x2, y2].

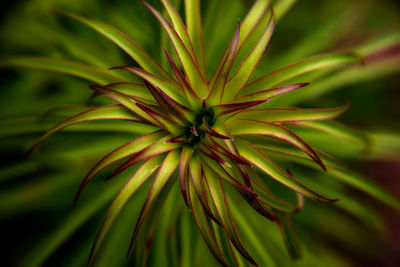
[[185, 107, 215, 145]]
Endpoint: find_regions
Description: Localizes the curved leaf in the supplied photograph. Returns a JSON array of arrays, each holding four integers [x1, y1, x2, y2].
[[223, 10, 275, 101], [90, 85, 175, 130], [203, 165, 257, 265], [238, 0, 271, 49], [161, 0, 198, 62], [89, 155, 164, 265], [240, 52, 361, 96], [276, 212, 301, 259], [29, 105, 144, 154], [291, 120, 369, 147], [228, 119, 325, 170], [127, 150, 180, 253], [143, 1, 209, 98], [74, 130, 166, 203], [2, 57, 121, 85], [184, 0, 207, 74], [190, 152, 221, 224], [235, 138, 334, 202], [111, 66, 188, 105], [105, 82, 155, 103], [179, 145, 195, 207], [187, 178, 231, 266], [207, 25, 240, 105], [63, 12, 172, 80], [231, 83, 309, 103], [105, 136, 180, 181], [231, 103, 348, 123]]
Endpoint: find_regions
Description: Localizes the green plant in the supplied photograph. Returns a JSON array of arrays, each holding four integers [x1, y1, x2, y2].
[[1, 0, 400, 266]]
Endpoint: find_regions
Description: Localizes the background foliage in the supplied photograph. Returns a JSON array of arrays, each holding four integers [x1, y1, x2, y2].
[[0, 0, 399, 266]]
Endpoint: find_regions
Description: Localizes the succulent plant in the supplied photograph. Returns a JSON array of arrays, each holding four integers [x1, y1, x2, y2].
[[1, 0, 400, 266]]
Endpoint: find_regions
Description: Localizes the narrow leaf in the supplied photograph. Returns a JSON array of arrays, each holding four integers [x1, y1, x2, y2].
[[161, 0, 198, 63], [207, 24, 240, 105], [203, 165, 257, 265], [184, 0, 207, 74], [105, 82, 155, 103], [231, 103, 348, 123], [143, 1, 209, 98], [105, 137, 180, 181], [3, 57, 121, 85], [111, 66, 187, 105], [214, 99, 268, 117], [29, 105, 144, 154], [179, 145, 195, 207], [89, 155, 164, 265], [63, 12, 172, 80], [276, 212, 301, 259], [240, 52, 361, 96], [187, 179, 231, 266], [190, 152, 222, 224], [224, 11, 275, 101], [238, 0, 271, 49], [228, 119, 325, 170], [235, 138, 334, 202], [231, 83, 309, 103], [90, 85, 159, 125], [74, 130, 166, 203], [290, 120, 369, 147], [127, 150, 180, 253], [164, 49, 201, 107]]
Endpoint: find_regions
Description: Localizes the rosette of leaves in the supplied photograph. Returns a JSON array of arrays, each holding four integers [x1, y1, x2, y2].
[[1, 0, 400, 266]]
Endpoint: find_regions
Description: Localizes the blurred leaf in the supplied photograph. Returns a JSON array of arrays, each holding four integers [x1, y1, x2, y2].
[[89, 155, 164, 265], [63, 12, 172, 80], [2, 57, 122, 85]]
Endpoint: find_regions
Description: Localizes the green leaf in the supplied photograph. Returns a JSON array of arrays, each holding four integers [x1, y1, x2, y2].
[[184, 0, 207, 74], [75, 130, 167, 203], [272, 0, 298, 21], [231, 104, 348, 123], [228, 119, 325, 170], [256, 142, 347, 171], [230, 83, 308, 103], [223, 10, 275, 101], [128, 150, 180, 252], [179, 145, 195, 207], [105, 135, 179, 181], [63, 12, 172, 80], [235, 138, 334, 202], [291, 120, 369, 147], [91, 85, 177, 131], [165, 50, 202, 108], [143, 1, 209, 98], [200, 154, 246, 190], [189, 152, 221, 224], [187, 177, 231, 266], [207, 25, 240, 105], [250, 174, 298, 214], [238, 0, 271, 49], [2, 57, 121, 85], [114, 66, 188, 105], [240, 52, 361, 96], [89, 155, 164, 266], [29, 105, 144, 154], [328, 169, 400, 212], [105, 82, 155, 104], [278, 59, 400, 106], [20, 176, 126, 267], [203, 164, 257, 265], [230, 199, 277, 267], [276, 212, 301, 259], [161, 0, 197, 62]]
